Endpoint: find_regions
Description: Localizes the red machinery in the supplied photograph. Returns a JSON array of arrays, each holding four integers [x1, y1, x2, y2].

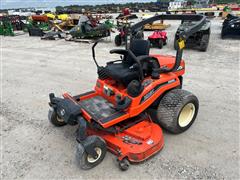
[[31, 15, 48, 22], [148, 30, 167, 49]]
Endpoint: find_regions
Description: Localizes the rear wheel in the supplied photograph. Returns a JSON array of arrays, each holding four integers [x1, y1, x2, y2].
[[163, 40, 167, 45], [199, 34, 210, 52], [158, 39, 163, 49], [48, 108, 66, 127], [135, 31, 144, 39], [76, 135, 107, 170], [221, 30, 225, 39], [115, 34, 122, 46], [105, 30, 110, 37], [155, 89, 199, 134]]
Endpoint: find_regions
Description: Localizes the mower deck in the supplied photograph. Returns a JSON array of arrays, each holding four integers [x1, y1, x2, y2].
[[87, 113, 164, 162], [68, 93, 164, 162], [69, 92, 164, 162]]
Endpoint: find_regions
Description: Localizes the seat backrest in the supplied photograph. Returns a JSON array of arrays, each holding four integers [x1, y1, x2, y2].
[[124, 39, 150, 65]]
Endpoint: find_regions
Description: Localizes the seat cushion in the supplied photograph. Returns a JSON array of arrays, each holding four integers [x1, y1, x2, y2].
[[105, 63, 139, 86], [104, 40, 150, 86], [124, 40, 150, 66]]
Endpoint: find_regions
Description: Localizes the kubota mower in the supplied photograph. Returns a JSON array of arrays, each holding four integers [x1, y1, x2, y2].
[[48, 14, 204, 171], [148, 30, 167, 49]]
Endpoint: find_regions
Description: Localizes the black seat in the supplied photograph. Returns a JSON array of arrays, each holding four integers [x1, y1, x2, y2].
[[105, 39, 150, 86]]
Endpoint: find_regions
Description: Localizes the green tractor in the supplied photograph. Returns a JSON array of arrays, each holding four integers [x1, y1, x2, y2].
[[69, 19, 113, 39], [25, 15, 51, 36], [0, 16, 15, 36]]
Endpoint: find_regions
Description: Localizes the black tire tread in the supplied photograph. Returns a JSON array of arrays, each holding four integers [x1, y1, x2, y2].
[[158, 39, 163, 49], [156, 89, 199, 134], [115, 34, 122, 46], [77, 135, 107, 170], [199, 34, 209, 52], [48, 109, 66, 127]]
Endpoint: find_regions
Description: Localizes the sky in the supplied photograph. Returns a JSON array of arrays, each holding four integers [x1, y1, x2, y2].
[[1, 0, 152, 9]]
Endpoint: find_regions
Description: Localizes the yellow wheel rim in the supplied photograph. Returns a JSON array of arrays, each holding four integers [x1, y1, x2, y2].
[[56, 116, 64, 123], [87, 147, 102, 163], [178, 103, 195, 127]]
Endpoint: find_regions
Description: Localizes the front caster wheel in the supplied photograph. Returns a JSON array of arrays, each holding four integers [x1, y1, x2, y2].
[[118, 158, 130, 171], [76, 135, 107, 170], [48, 108, 66, 127]]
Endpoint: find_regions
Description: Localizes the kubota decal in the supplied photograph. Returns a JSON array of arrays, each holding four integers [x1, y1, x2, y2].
[[140, 79, 176, 104]]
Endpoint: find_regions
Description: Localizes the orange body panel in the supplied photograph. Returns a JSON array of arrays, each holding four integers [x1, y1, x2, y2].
[[63, 55, 185, 128], [87, 117, 164, 162]]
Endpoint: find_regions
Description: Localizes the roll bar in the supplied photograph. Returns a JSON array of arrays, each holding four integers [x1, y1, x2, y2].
[[131, 14, 206, 39], [91, 15, 206, 77], [130, 14, 206, 73], [92, 39, 104, 68]]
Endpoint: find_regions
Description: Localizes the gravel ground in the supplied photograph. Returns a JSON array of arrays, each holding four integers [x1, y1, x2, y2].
[[1, 18, 239, 179]]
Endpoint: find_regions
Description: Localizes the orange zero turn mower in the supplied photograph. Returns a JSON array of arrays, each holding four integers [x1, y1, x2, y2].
[[48, 14, 205, 170]]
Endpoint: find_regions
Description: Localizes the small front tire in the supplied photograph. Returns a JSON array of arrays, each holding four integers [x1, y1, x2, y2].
[[118, 158, 130, 171], [48, 108, 67, 127], [76, 135, 107, 170]]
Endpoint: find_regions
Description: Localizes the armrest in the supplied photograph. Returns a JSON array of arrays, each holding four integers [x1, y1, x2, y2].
[[137, 55, 169, 74], [152, 66, 170, 73], [136, 55, 154, 62], [110, 49, 128, 55], [107, 60, 122, 65], [128, 50, 144, 80]]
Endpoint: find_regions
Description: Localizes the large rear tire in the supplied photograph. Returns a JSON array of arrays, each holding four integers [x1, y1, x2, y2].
[[158, 39, 163, 49], [156, 89, 199, 134], [135, 31, 144, 39]]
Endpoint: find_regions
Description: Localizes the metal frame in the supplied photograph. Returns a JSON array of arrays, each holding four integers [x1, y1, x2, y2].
[[130, 14, 206, 39], [129, 14, 206, 73], [92, 15, 206, 76]]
